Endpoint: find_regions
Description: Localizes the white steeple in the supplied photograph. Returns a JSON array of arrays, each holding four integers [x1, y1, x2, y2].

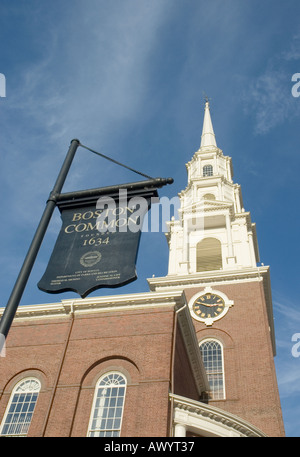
[[155, 101, 260, 278], [200, 100, 217, 149]]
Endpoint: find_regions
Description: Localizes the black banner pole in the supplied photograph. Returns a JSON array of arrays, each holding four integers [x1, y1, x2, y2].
[[0, 139, 80, 347]]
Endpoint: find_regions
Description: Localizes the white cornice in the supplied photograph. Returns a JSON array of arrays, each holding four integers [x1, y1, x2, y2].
[[0, 289, 209, 394], [148, 266, 270, 291], [175, 303, 210, 394], [170, 393, 267, 437], [0, 290, 186, 321], [148, 266, 276, 355], [180, 199, 233, 214]]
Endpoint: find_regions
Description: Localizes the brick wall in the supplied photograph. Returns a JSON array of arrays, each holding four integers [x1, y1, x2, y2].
[[0, 304, 197, 437], [184, 280, 285, 437]]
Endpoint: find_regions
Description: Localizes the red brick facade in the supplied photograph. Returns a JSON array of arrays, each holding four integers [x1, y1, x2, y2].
[[0, 303, 202, 437], [0, 275, 285, 438], [184, 279, 285, 437]]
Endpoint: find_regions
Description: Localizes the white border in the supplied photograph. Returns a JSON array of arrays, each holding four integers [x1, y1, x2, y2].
[[188, 286, 234, 326]]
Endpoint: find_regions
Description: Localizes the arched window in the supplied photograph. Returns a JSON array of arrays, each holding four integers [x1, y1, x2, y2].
[[203, 193, 216, 200], [203, 165, 213, 177], [87, 372, 127, 437], [0, 378, 41, 436], [199, 340, 225, 400], [196, 237, 222, 272]]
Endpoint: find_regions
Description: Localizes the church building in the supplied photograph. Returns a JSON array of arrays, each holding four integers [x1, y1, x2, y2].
[[0, 102, 285, 437]]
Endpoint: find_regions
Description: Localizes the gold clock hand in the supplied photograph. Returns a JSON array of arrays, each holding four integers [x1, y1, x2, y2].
[[197, 302, 217, 307]]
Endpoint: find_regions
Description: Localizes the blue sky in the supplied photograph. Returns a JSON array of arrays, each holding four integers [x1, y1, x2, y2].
[[0, 0, 300, 437]]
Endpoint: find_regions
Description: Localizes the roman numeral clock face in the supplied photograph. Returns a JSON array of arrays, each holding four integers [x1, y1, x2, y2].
[[189, 289, 233, 326], [193, 293, 225, 318], [191, 292, 230, 326]]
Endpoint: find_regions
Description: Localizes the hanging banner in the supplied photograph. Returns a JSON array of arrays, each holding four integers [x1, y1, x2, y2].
[[38, 186, 158, 298]]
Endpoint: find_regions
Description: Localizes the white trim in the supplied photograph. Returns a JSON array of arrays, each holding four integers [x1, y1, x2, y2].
[[0, 377, 41, 437], [0, 290, 187, 321], [87, 371, 127, 437], [170, 393, 267, 437], [0, 290, 209, 397], [148, 266, 270, 292], [199, 338, 225, 400], [188, 286, 233, 326]]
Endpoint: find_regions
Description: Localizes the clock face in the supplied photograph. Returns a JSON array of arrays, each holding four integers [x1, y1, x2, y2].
[[192, 293, 225, 320]]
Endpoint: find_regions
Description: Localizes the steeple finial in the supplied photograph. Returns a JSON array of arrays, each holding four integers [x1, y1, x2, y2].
[[200, 97, 217, 148]]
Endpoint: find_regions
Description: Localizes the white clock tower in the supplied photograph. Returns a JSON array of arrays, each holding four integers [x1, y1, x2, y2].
[[148, 100, 285, 436], [165, 100, 259, 277]]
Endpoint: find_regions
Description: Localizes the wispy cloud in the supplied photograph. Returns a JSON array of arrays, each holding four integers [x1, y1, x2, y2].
[[272, 291, 300, 411], [281, 33, 300, 61], [1, 1, 170, 227], [241, 33, 300, 134], [275, 298, 300, 324], [15, 1, 169, 139], [246, 71, 293, 134]]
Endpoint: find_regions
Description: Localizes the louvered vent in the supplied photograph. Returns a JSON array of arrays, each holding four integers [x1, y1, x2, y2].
[[196, 238, 222, 272]]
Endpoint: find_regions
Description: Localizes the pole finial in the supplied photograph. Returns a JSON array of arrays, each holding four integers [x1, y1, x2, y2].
[[203, 93, 211, 106], [200, 95, 216, 148]]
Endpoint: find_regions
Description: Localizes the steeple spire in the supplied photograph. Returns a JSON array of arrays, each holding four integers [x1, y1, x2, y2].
[[200, 99, 217, 148]]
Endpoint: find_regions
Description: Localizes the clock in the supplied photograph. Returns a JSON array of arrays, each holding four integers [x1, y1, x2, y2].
[[189, 288, 233, 326], [192, 293, 225, 319]]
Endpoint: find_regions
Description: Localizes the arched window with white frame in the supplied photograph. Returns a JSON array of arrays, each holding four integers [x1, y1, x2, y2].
[[87, 372, 127, 437], [199, 339, 225, 400], [203, 164, 213, 177], [0, 378, 41, 437]]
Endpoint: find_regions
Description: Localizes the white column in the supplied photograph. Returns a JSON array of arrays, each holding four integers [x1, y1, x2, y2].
[[214, 154, 218, 175], [174, 423, 186, 437], [180, 217, 189, 273], [226, 213, 236, 266], [226, 213, 234, 257], [248, 232, 257, 267], [234, 187, 241, 213], [218, 181, 222, 200]]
